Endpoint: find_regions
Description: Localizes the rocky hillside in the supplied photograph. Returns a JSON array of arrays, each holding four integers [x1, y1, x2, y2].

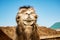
[[0, 26, 60, 40]]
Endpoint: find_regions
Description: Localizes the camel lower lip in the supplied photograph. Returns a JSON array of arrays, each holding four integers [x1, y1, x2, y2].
[[24, 20, 34, 21], [24, 20, 33, 22]]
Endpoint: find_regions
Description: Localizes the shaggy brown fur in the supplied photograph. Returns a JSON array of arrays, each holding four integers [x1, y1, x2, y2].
[[16, 6, 40, 40], [16, 24, 40, 40]]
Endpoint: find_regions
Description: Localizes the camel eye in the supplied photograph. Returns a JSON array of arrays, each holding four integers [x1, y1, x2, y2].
[[17, 16, 20, 19], [35, 15, 37, 19]]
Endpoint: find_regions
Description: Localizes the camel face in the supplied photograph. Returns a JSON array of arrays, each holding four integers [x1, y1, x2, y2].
[[16, 8, 37, 26]]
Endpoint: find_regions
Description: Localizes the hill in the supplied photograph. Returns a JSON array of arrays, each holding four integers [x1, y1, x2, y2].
[[50, 22, 60, 29]]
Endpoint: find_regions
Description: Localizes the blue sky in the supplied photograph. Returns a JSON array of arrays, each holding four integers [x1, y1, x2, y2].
[[0, 0, 60, 27]]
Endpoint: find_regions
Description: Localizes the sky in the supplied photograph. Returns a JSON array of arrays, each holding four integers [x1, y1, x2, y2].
[[0, 0, 60, 27]]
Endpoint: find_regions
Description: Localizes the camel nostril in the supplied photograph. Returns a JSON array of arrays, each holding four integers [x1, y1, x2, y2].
[[26, 13, 28, 14]]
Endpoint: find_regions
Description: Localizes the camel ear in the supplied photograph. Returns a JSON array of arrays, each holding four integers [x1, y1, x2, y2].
[[35, 14, 38, 19], [16, 13, 21, 25]]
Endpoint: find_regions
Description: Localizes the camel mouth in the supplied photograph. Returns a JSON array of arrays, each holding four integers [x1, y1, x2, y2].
[[24, 20, 34, 22]]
